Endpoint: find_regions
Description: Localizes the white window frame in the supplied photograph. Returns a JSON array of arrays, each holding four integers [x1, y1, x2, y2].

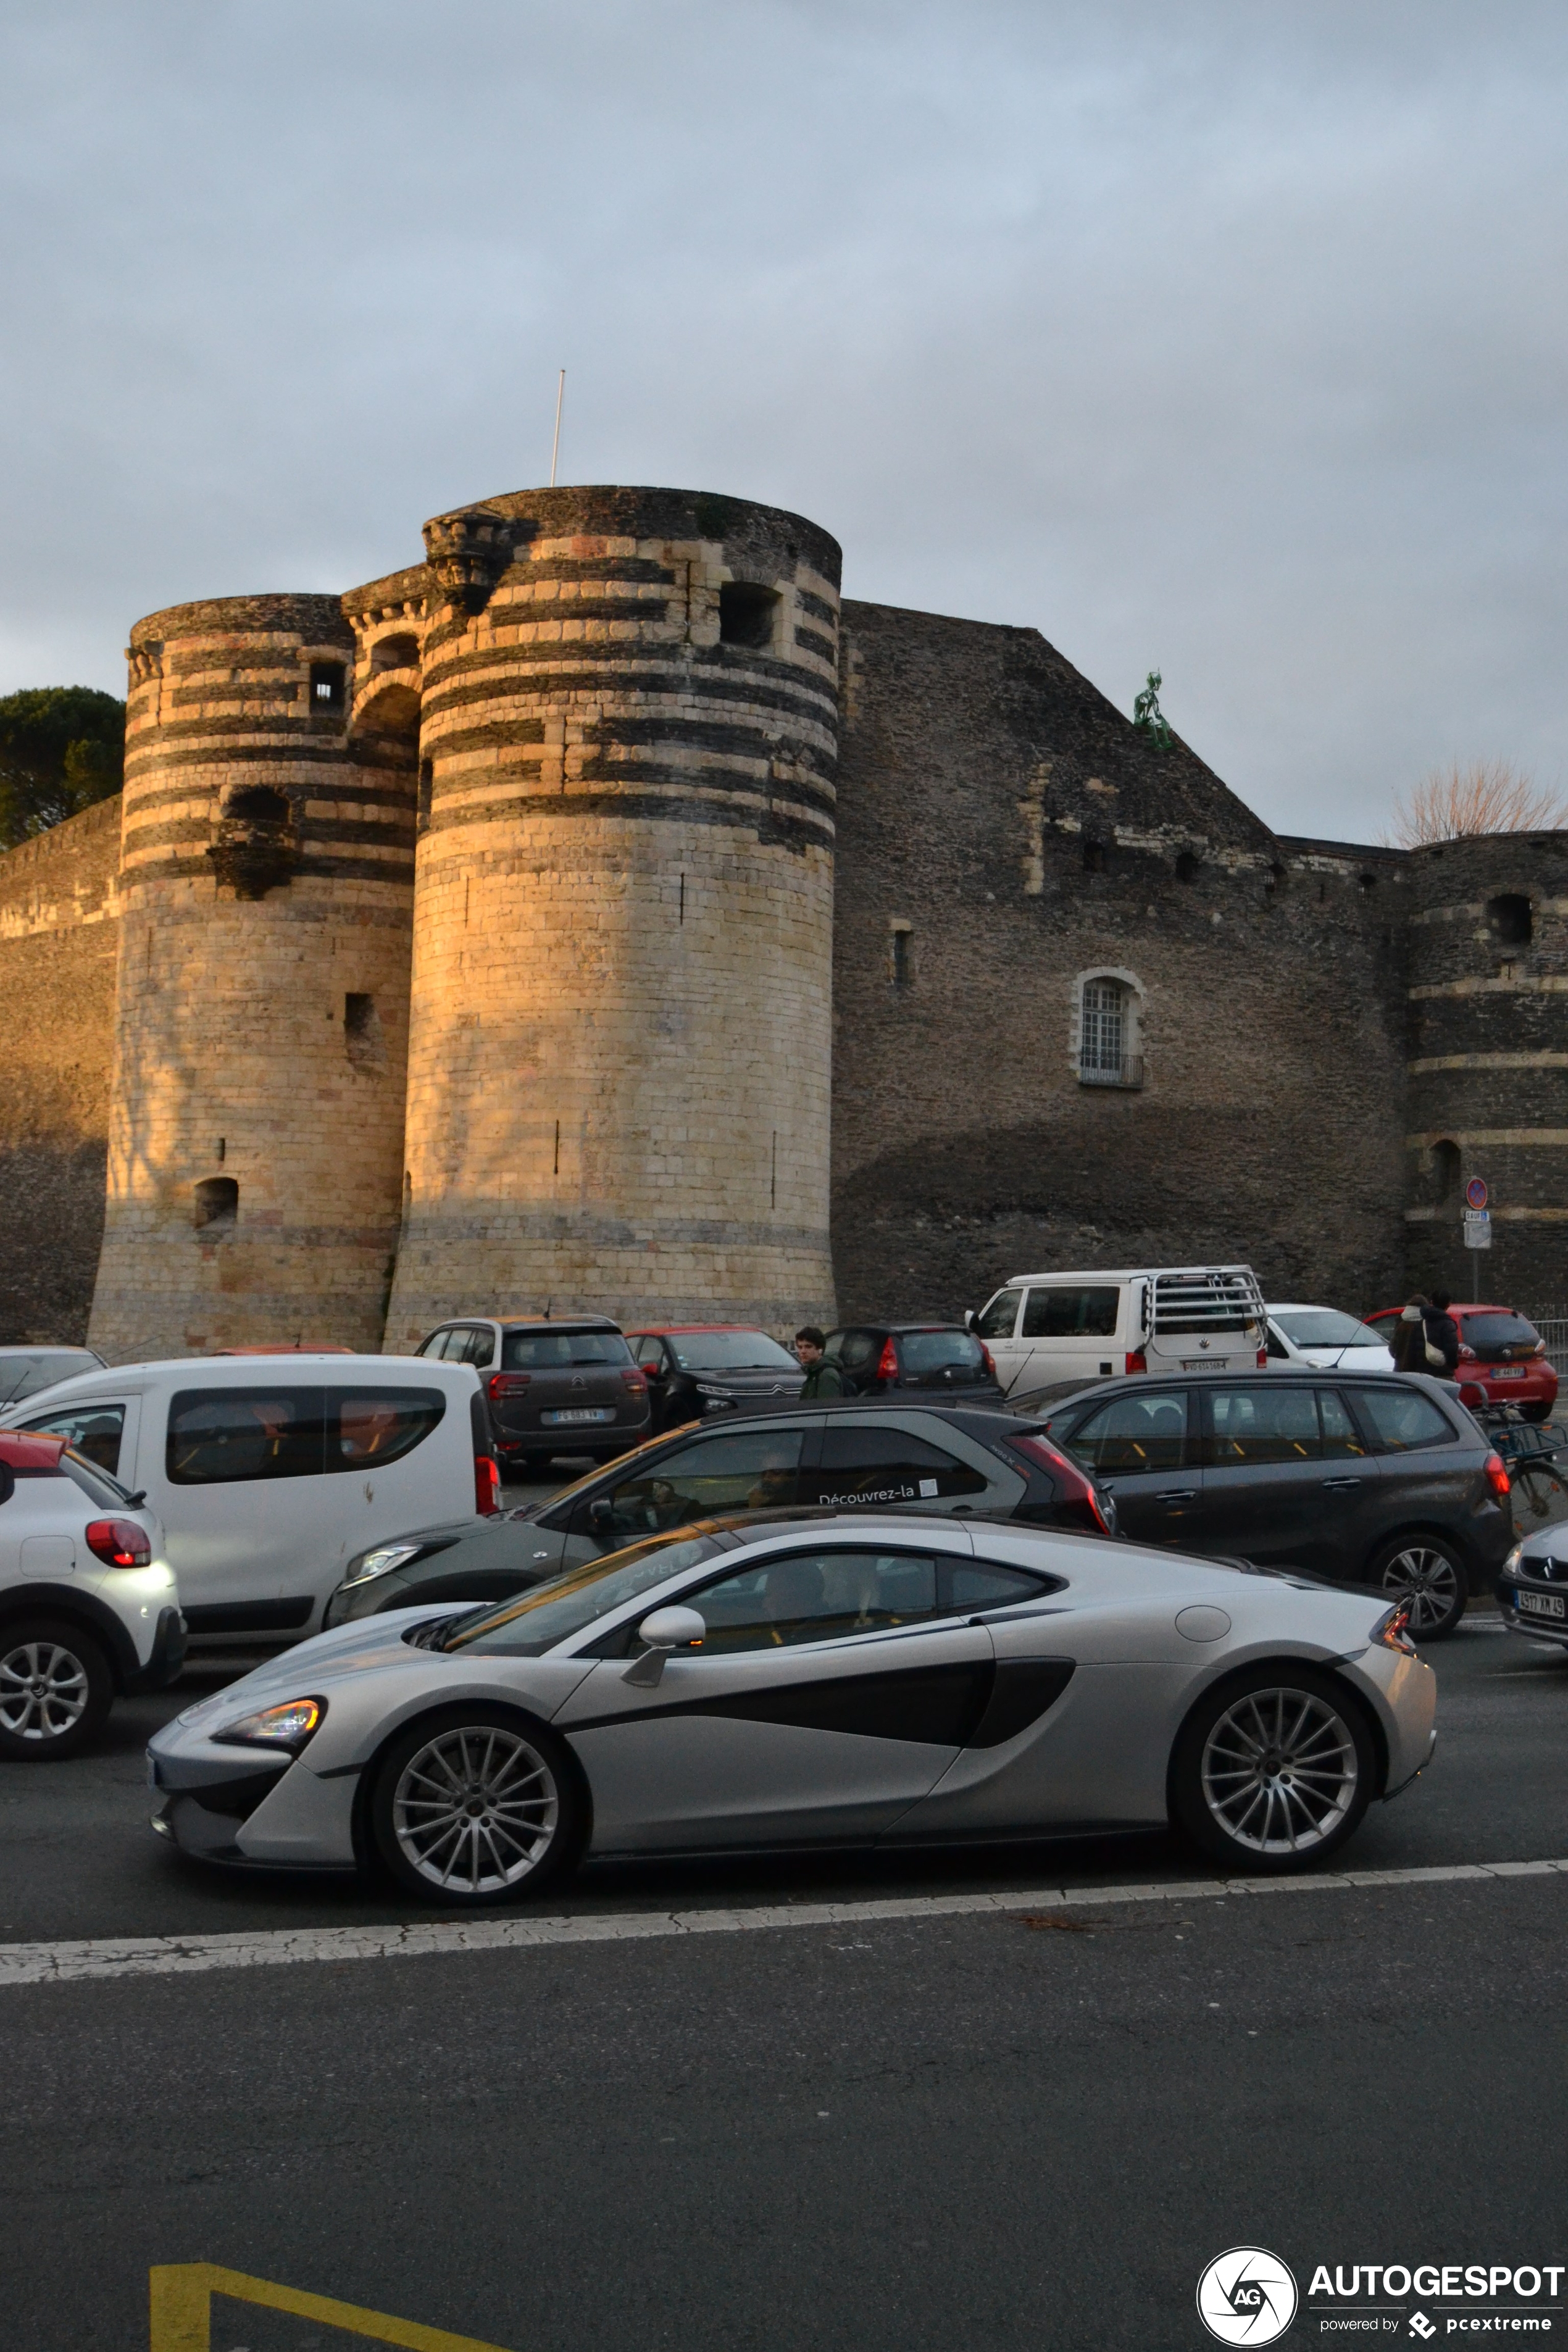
[[1070, 967, 1145, 1090]]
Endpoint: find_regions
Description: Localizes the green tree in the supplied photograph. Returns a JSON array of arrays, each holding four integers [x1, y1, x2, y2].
[[0, 686, 125, 849]]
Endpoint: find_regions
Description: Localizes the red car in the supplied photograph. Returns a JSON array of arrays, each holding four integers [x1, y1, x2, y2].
[[1368, 1304, 1559, 1422]]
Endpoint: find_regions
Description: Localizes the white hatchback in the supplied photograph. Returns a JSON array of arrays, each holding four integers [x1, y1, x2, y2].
[[0, 1430, 180, 1759], [2, 1354, 498, 1646]]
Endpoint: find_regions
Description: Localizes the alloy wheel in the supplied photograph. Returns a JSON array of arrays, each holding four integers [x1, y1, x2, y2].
[[390, 1724, 560, 1895], [1378, 1545, 1461, 1635], [1199, 1687, 1361, 1856], [0, 1640, 91, 1744]]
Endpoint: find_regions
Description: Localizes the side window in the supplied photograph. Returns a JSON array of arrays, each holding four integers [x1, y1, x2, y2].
[[949, 1561, 1057, 1610], [21, 1401, 126, 1477], [1063, 1391, 1188, 1473], [1317, 1391, 1368, 1460], [459, 1327, 495, 1368], [418, 1330, 456, 1360], [974, 1292, 1020, 1341], [1021, 1287, 1120, 1340], [828, 1330, 879, 1374], [691, 1548, 940, 1653], [167, 1389, 327, 1484], [329, 1388, 446, 1471], [1353, 1387, 1456, 1454], [633, 1337, 667, 1373], [808, 1424, 986, 1505], [1204, 1386, 1322, 1466], [585, 1429, 807, 1546]]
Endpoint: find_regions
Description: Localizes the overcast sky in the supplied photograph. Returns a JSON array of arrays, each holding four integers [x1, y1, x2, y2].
[[3, 1, 1564, 841]]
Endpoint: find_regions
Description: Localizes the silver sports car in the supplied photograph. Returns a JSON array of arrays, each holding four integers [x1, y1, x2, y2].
[[147, 1510, 1437, 1906]]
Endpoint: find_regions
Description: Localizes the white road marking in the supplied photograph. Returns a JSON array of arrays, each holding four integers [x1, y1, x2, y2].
[[2, 1858, 1564, 1991]]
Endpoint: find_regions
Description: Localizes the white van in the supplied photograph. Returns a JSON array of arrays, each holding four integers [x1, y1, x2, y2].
[[970, 1265, 1269, 1400], [0, 1355, 496, 1642]]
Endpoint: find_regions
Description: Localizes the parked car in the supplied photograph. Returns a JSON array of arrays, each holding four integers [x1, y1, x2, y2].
[[823, 1324, 1002, 1397], [1495, 1526, 1568, 1643], [624, 1325, 804, 1432], [149, 1504, 1436, 1901], [1366, 1304, 1559, 1424], [969, 1266, 1269, 1398], [414, 1316, 649, 1472], [322, 1401, 1116, 1625], [1, 1355, 497, 1641], [1028, 1366, 1512, 1637], [0, 1430, 182, 1759], [1266, 1306, 1395, 1373], [0, 1347, 105, 1406]]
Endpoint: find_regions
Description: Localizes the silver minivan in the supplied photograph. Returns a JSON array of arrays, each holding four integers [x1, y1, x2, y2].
[[970, 1265, 1269, 1399], [0, 1354, 497, 1641]]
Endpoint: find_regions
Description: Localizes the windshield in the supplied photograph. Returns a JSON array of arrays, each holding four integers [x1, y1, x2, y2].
[[442, 1525, 736, 1654], [501, 1329, 632, 1369], [0, 1352, 97, 1404], [662, 1331, 799, 1372], [1274, 1311, 1385, 1350]]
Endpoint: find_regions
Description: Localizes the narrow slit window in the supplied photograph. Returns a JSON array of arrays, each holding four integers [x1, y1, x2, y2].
[[310, 662, 346, 712], [891, 926, 912, 987], [193, 1177, 238, 1233]]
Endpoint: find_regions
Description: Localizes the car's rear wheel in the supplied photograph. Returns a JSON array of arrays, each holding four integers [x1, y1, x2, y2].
[[1520, 1401, 1553, 1425], [1369, 1533, 1467, 1639], [1172, 1667, 1375, 1874], [370, 1705, 582, 1906], [0, 1619, 114, 1761]]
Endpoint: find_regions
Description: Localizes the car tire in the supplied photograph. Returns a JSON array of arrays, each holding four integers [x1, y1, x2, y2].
[[1170, 1665, 1376, 1875], [1521, 1403, 1553, 1426], [0, 1618, 114, 1761], [1367, 1532, 1469, 1640], [370, 1704, 584, 1906]]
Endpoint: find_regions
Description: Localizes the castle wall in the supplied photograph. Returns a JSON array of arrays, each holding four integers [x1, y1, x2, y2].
[[87, 595, 415, 1361], [1403, 832, 1568, 1314], [0, 796, 122, 1341], [830, 603, 1410, 1322], [383, 486, 840, 1346]]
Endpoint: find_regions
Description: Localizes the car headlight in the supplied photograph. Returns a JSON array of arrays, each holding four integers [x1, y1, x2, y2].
[[343, 1542, 424, 1587], [1372, 1603, 1417, 1656], [212, 1697, 325, 1754], [1502, 1543, 1525, 1580]]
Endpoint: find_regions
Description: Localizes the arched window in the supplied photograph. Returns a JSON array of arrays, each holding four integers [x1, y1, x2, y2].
[[1072, 969, 1145, 1089]]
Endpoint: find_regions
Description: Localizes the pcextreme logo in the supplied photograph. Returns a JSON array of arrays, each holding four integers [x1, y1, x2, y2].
[[1197, 2248, 1299, 2345]]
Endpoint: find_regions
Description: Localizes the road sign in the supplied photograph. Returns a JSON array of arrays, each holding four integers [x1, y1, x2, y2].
[[1464, 1211, 1492, 1249], [1466, 1177, 1489, 1211]]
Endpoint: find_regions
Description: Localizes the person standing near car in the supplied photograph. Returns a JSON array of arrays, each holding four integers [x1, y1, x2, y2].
[[1391, 1296, 1433, 1374], [1424, 1290, 1462, 1377], [794, 1327, 846, 1399]]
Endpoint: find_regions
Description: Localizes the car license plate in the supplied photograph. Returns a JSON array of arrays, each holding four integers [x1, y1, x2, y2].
[[542, 1407, 614, 1425], [1181, 1360, 1209, 1371], [1518, 1588, 1566, 1619], [1495, 1366, 1526, 1378]]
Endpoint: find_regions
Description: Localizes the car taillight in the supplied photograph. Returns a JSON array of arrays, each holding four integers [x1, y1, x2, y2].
[[85, 1517, 151, 1569], [488, 1372, 530, 1399], [1124, 1349, 1147, 1375], [475, 1455, 501, 1515], [621, 1369, 646, 1393], [980, 1343, 997, 1380], [875, 1337, 899, 1382], [1256, 1346, 1269, 1367], [1484, 1451, 1511, 1499], [1007, 1433, 1113, 1534]]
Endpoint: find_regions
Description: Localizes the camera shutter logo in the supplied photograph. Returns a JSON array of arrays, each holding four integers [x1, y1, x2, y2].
[[1196, 2248, 1298, 2345]]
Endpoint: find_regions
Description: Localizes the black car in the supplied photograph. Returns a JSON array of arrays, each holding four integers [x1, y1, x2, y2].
[[824, 1324, 1003, 1398], [321, 1399, 1116, 1625], [414, 1316, 650, 1472], [624, 1324, 806, 1433], [1030, 1367, 1513, 1638]]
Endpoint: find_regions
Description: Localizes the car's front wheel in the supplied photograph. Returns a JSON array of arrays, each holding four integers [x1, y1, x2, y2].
[[0, 1619, 114, 1761], [1171, 1667, 1376, 1874], [1369, 1532, 1468, 1639], [370, 1706, 583, 1906]]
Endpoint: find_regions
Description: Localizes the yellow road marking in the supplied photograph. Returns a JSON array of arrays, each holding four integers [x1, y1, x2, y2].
[[149, 2263, 513, 2350]]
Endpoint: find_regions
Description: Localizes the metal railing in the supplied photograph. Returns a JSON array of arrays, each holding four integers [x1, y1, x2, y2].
[[1078, 1054, 1144, 1090], [1528, 1316, 1568, 1378]]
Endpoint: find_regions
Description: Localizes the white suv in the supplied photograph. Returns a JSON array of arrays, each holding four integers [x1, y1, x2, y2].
[[0, 1430, 181, 1760], [970, 1264, 1270, 1400]]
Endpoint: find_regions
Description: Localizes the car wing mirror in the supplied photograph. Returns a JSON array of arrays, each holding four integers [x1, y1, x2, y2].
[[962, 1309, 975, 1330], [587, 1495, 615, 1529], [640, 1361, 662, 1380], [622, 1604, 706, 1687]]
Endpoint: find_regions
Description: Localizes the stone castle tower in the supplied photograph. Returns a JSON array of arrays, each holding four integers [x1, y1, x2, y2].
[[2, 477, 1561, 1357]]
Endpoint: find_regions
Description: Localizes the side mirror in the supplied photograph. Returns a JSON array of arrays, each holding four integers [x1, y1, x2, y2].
[[587, 1495, 615, 1530], [963, 1309, 975, 1331], [641, 1361, 662, 1381], [622, 1603, 706, 1687]]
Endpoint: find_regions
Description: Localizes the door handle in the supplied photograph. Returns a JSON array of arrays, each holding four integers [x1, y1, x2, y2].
[[1320, 1478, 1362, 1491], [1156, 1489, 1198, 1503]]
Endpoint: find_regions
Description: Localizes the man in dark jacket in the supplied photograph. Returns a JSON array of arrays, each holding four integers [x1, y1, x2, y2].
[[794, 1327, 846, 1399], [1424, 1291, 1462, 1377]]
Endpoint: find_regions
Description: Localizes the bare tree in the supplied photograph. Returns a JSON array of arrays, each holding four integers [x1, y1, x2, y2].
[[1385, 759, 1567, 848]]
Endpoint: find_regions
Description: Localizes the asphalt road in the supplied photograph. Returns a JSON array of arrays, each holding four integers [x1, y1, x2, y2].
[[2, 1618, 1567, 2350]]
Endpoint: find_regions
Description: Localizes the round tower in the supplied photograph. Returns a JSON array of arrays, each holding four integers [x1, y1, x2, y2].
[[1403, 830, 1568, 1313], [383, 485, 840, 1343], [88, 593, 419, 1359]]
